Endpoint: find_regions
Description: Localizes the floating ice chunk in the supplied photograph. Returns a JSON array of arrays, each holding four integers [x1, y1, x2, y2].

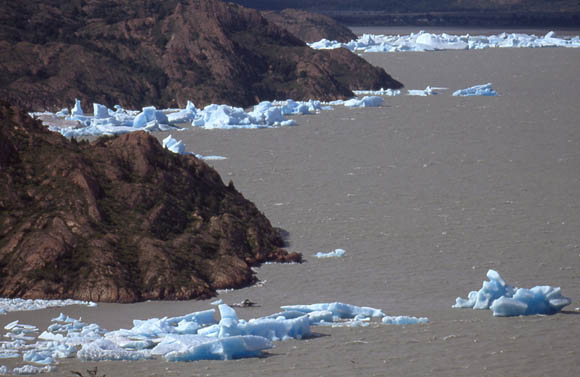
[[133, 106, 169, 128], [0, 365, 7, 374], [162, 135, 186, 154], [77, 339, 151, 361], [382, 316, 429, 325], [452, 83, 498, 96], [353, 88, 401, 96], [151, 334, 211, 355], [71, 99, 84, 116], [93, 103, 110, 119], [309, 31, 580, 53], [281, 302, 385, 319], [164, 335, 272, 361], [22, 350, 54, 365], [313, 249, 345, 258], [211, 299, 224, 305], [454, 269, 571, 316], [12, 365, 54, 375], [167, 101, 198, 124], [343, 96, 383, 108], [242, 315, 311, 341], [0, 352, 19, 359], [0, 298, 96, 313], [408, 86, 448, 96]]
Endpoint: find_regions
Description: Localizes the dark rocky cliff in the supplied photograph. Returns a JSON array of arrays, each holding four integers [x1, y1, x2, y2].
[[0, 0, 402, 111], [0, 102, 301, 302]]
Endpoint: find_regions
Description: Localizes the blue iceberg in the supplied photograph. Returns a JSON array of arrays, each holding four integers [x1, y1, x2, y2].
[[454, 269, 571, 316], [452, 83, 498, 97]]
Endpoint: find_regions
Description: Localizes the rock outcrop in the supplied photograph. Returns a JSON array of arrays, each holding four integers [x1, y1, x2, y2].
[[0, 102, 301, 302], [0, 0, 402, 111], [262, 9, 357, 43]]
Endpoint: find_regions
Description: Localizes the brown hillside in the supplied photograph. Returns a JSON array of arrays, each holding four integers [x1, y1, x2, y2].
[[0, 0, 402, 111], [262, 9, 357, 43], [0, 102, 301, 302]]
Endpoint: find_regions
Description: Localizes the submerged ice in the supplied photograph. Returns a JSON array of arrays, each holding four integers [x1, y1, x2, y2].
[[453, 269, 571, 316], [0, 302, 427, 373], [309, 31, 580, 53]]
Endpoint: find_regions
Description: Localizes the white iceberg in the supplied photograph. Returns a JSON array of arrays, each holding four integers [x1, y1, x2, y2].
[[308, 31, 580, 53], [382, 316, 429, 325], [452, 83, 498, 96], [342, 96, 383, 108], [453, 269, 571, 316], [0, 298, 96, 313], [313, 249, 346, 258], [408, 86, 448, 96]]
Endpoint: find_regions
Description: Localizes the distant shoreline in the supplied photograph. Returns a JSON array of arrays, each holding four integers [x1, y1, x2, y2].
[[318, 10, 580, 28]]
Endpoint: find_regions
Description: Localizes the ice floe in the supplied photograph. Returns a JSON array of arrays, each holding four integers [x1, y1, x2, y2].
[[0, 302, 426, 373], [453, 269, 572, 316], [408, 86, 448, 96], [0, 298, 96, 314], [309, 31, 580, 52], [452, 83, 498, 96], [382, 316, 429, 325], [313, 249, 346, 258]]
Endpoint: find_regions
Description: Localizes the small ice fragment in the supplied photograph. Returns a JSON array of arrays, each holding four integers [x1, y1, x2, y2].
[[313, 249, 345, 258]]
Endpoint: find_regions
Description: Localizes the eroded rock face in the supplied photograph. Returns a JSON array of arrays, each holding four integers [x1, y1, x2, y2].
[[0, 0, 402, 111], [0, 102, 301, 302], [261, 9, 357, 43]]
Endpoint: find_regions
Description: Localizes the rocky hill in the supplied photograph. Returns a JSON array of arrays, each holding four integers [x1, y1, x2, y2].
[[262, 9, 357, 43], [0, 0, 402, 111], [0, 102, 301, 302]]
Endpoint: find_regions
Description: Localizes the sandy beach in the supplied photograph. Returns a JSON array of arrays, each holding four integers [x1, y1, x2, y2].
[[3, 32, 580, 376]]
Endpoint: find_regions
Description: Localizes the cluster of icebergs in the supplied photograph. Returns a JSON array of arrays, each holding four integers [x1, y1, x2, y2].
[[453, 269, 572, 316], [0, 299, 96, 315], [309, 31, 580, 52], [0, 302, 427, 374]]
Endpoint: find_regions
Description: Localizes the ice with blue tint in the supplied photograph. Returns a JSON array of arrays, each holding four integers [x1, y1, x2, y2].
[[1, 302, 429, 372], [342, 96, 383, 108], [77, 339, 151, 361], [408, 86, 448, 96], [281, 302, 385, 319], [132, 106, 169, 128], [452, 83, 498, 96], [453, 269, 571, 316], [162, 134, 186, 154], [309, 31, 580, 52], [0, 298, 96, 313], [71, 99, 84, 116], [382, 316, 429, 325], [163, 335, 272, 361], [353, 88, 401, 96], [313, 249, 346, 258], [12, 365, 54, 375]]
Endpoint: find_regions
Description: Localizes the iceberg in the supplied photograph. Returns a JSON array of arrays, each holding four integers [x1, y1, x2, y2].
[[0, 298, 96, 313], [281, 302, 385, 319], [313, 249, 346, 258], [77, 339, 151, 361], [353, 88, 401, 96], [342, 96, 383, 108], [382, 316, 429, 325], [12, 365, 54, 375], [308, 31, 580, 53], [452, 83, 498, 96], [1, 302, 428, 370], [408, 86, 448, 96], [163, 335, 272, 361], [454, 269, 572, 316]]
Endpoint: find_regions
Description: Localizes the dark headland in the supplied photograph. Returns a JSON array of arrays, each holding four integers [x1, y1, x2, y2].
[[0, 0, 401, 112]]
